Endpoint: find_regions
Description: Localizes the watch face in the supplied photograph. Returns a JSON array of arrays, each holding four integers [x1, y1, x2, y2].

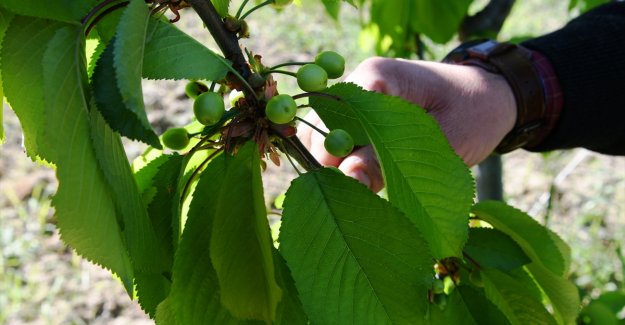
[[467, 40, 499, 59], [442, 38, 490, 62]]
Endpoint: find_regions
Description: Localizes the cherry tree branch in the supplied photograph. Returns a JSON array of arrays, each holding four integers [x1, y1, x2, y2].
[[185, 0, 322, 171]]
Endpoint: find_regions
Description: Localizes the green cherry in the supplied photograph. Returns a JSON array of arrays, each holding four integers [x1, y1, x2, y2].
[[315, 51, 345, 79], [297, 64, 328, 92], [194, 92, 225, 126], [265, 94, 297, 124], [162, 127, 190, 150], [185, 80, 208, 99], [324, 129, 354, 158]]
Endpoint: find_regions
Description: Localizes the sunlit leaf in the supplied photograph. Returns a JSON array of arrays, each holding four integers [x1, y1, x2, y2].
[[472, 201, 580, 324], [472, 201, 568, 277], [482, 268, 557, 325], [280, 168, 433, 324], [1, 16, 65, 160], [40, 25, 134, 293], [310, 82, 474, 259], [0, 8, 13, 143], [143, 17, 230, 81]]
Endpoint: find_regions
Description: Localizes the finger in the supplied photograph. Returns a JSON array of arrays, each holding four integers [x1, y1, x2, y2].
[[338, 145, 384, 193]]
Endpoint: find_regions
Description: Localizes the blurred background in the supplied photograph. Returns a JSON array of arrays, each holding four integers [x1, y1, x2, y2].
[[1, 0, 624, 323]]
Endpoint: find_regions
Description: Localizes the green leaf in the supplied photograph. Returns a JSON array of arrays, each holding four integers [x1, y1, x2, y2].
[[144, 154, 185, 268], [410, 0, 472, 44], [456, 286, 510, 325], [280, 168, 433, 324], [472, 202, 580, 324], [209, 142, 281, 322], [321, 0, 341, 20], [0, 0, 92, 23], [369, 0, 412, 56], [1, 16, 65, 160], [525, 262, 581, 325], [464, 228, 531, 272], [426, 290, 473, 325], [471, 201, 568, 277], [89, 109, 173, 315], [211, 0, 230, 17], [155, 149, 249, 325], [309, 82, 474, 259], [112, 0, 161, 148], [143, 17, 230, 81], [92, 39, 161, 148], [273, 249, 309, 325], [40, 25, 134, 293], [481, 268, 557, 325], [0, 8, 13, 143]]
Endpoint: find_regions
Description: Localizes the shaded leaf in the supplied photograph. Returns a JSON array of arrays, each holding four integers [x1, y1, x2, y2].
[[427, 289, 478, 325], [0, 0, 92, 23], [1, 16, 65, 160], [112, 0, 161, 147], [456, 286, 510, 325], [92, 38, 161, 148], [40, 25, 134, 292], [89, 109, 173, 315], [280, 168, 433, 324], [143, 17, 230, 81], [209, 142, 281, 322], [310, 83, 474, 259], [142, 154, 185, 261], [465, 228, 531, 272], [273, 249, 308, 325], [154, 149, 253, 325], [471, 201, 568, 277]]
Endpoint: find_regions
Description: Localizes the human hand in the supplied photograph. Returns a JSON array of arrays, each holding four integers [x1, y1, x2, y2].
[[297, 57, 517, 192]]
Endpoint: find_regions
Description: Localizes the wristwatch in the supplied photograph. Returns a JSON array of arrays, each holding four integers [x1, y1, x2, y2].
[[443, 39, 547, 153]]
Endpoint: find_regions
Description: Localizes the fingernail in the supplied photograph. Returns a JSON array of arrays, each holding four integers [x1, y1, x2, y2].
[[346, 169, 371, 188]]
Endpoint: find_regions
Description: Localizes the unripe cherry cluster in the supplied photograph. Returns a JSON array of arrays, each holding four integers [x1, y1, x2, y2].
[[162, 51, 353, 158]]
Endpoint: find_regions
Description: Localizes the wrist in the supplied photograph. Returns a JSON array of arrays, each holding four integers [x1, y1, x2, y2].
[[443, 40, 552, 153]]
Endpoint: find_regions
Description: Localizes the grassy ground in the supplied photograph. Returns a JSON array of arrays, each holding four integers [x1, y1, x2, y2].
[[1, 0, 623, 323]]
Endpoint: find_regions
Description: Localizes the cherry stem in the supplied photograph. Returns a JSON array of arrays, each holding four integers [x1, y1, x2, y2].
[[264, 69, 297, 77], [295, 116, 328, 137], [278, 142, 302, 175], [84, 1, 129, 36], [462, 251, 482, 270], [239, 0, 273, 20], [293, 92, 342, 101], [81, 0, 121, 24], [269, 61, 313, 70], [235, 0, 251, 18], [180, 147, 224, 203]]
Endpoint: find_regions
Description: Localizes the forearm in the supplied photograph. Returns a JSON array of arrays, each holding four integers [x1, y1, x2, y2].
[[521, 2, 625, 155]]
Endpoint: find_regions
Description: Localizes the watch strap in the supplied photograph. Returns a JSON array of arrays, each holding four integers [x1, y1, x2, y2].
[[444, 40, 547, 153]]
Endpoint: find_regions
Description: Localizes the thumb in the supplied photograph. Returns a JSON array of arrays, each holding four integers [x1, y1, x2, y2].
[[338, 146, 384, 193]]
